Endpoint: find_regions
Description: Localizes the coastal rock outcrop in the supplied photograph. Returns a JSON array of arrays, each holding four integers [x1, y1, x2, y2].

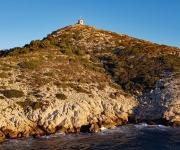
[[132, 74, 180, 125], [0, 82, 138, 140], [163, 75, 180, 126]]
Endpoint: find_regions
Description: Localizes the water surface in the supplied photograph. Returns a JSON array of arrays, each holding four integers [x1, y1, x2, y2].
[[0, 124, 179, 150]]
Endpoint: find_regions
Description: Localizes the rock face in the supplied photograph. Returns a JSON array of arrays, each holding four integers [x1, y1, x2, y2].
[[0, 24, 179, 142], [163, 76, 180, 126], [133, 74, 180, 125], [0, 83, 138, 140], [32, 85, 137, 133]]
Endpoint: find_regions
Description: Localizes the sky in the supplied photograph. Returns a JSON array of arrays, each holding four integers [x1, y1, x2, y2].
[[0, 0, 180, 49]]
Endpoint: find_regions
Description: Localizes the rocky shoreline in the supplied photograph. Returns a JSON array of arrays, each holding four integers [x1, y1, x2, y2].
[[0, 115, 179, 143], [0, 74, 180, 142], [0, 77, 179, 142]]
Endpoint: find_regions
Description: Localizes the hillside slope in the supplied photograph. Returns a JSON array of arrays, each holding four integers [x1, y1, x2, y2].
[[0, 24, 179, 141]]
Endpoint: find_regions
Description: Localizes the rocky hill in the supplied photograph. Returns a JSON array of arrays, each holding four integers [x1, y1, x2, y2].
[[0, 24, 179, 142]]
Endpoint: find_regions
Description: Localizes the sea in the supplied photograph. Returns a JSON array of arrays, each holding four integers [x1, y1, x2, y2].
[[0, 124, 179, 150]]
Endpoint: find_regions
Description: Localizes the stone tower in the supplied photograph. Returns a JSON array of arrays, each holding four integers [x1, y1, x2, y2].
[[77, 19, 84, 25]]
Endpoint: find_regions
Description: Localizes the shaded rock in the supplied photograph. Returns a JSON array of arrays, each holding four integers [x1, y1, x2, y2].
[[80, 124, 91, 133], [172, 121, 180, 127], [32, 127, 46, 137], [128, 115, 140, 124], [90, 123, 100, 132], [0, 131, 5, 143], [1, 128, 18, 139]]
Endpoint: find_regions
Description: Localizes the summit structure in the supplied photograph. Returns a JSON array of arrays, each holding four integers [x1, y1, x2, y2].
[[77, 19, 84, 25]]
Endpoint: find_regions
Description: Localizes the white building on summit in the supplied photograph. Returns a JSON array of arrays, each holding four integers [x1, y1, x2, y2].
[[77, 19, 84, 25]]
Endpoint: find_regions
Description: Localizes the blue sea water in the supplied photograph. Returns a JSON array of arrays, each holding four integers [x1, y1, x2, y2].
[[0, 124, 179, 150]]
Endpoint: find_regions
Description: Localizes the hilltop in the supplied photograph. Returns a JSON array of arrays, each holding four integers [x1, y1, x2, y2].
[[0, 24, 179, 141], [1, 25, 180, 92]]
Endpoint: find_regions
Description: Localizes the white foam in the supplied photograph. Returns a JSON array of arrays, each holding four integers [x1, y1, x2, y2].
[[100, 127, 107, 131], [135, 123, 148, 129]]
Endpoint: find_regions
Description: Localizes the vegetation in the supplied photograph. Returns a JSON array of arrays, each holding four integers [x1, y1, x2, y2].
[[17, 100, 50, 110], [100, 47, 180, 94], [0, 96, 4, 99], [68, 83, 91, 94], [18, 61, 38, 70], [0, 90, 24, 98], [0, 25, 179, 96], [55, 93, 67, 100], [0, 72, 8, 78]]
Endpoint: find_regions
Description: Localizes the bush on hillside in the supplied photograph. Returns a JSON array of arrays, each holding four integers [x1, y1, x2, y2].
[[55, 93, 67, 100], [0, 89, 24, 98], [0, 72, 8, 78], [18, 61, 38, 70], [100, 46, 180, 94]]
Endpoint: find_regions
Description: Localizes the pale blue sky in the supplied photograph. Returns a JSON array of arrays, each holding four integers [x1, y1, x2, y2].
[[0, 0, 179, 49]]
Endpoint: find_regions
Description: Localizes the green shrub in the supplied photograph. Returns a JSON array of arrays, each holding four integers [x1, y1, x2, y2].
[[0, 96, 4, 99], [18, 61, 38, 70], [26, 40, 42, 50], [7, 47, 31, 56], [97, 83, 106, 90], [58, 42, 73, 55], [74, 49, 85, 56], [68, 84, 90, 94], [55, 93, 67, 100], [43, 72, 54, 77], [30, 76, 51, 87], [39, 40, 52, 48], [17, 100, 49, 110], [0, 72, 8, 78], [25, 39, 54, 50], [0, 90, 24, 98], [101, 47, 180, 94]]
